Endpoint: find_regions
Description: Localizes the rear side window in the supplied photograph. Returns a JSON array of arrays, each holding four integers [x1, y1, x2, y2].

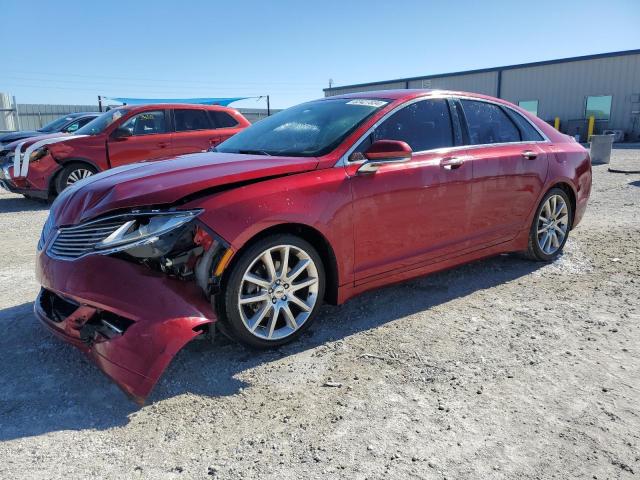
[[174, 109, 212, 131], [505, 109, 544, 141], [121, 111, 167, 136], [209, 111, 239, 128], [461, 100, 520, 145], [372, 99, 454, 152]]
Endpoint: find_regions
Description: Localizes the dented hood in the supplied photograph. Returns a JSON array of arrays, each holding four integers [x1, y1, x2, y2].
[[51, 152, 320, 226]]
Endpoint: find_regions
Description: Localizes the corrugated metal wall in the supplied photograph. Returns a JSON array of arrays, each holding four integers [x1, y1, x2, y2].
[[324, 52, 640, 138], [3, 105, 280, 132], [325, 81, 407, 96], [16, 103, 99, 130], [500, 54, 640, 130], [407, 71, 498, 96], [236, 108, 282, 123]]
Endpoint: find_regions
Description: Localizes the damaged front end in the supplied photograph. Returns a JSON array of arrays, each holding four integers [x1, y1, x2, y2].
[[35, 208, 233, 404]]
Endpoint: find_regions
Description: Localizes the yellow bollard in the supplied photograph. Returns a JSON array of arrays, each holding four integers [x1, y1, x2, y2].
[[554, 117, 560, 130], [587, 115, 595, 141]]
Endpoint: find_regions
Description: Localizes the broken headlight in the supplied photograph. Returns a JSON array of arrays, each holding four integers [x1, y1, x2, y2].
[[101, 209, 232, 293], [29, 146, 49, 163], [95, 210, 203, 255]]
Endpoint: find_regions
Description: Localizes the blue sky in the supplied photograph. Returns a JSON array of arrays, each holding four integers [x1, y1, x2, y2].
[[2, 0, 639, 109]]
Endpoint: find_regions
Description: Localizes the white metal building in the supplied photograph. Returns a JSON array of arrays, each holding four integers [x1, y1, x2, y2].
[[325, 49, 640, 141]]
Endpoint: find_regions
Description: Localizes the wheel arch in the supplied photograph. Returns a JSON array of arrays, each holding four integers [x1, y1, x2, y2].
[[223, 222, 340, 305], [48, 158, 100, 195], [547, 181, 577, 228]]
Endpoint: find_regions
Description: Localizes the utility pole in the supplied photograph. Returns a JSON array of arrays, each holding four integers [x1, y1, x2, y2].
[[98, 95, 103, 112], [266, 95, 270, 116], [329, 78, 334, 89]]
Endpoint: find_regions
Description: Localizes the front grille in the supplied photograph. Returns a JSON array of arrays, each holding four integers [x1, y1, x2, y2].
[[38, 214, 55, 251], [48, 217, 127, 259]]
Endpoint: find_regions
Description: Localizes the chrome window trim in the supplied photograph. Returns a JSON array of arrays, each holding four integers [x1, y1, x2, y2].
[[334, 94, 550, 167]]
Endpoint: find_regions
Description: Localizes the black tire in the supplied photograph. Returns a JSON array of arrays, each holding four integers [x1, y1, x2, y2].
[[524, 187, 573, 261], [55, 162, 97, 194], [219, 234, 326, 349]]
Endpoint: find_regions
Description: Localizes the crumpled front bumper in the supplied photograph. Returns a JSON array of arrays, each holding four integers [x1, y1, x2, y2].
[[35, 250, 217, 403], [1, 152, 60, 197]]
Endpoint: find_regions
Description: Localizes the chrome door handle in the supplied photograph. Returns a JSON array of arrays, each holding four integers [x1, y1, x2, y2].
[[522, 150, 538, 160], [441, 156, 465, 170]]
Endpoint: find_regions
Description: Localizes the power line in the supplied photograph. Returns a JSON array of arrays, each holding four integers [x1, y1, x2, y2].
[[3, 69, 322, 88]]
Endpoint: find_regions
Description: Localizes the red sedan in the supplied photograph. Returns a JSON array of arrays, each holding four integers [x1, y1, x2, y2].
[[35, 90, 592, 402], [1, 103, 249, 199]]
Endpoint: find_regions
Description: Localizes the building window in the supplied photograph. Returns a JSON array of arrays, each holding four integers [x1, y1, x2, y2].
[[518, 100, 538, 116], [585, 95, 612, 120]]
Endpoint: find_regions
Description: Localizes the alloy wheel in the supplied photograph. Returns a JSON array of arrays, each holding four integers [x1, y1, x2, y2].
[[66, 168, 94, 186], [536, 194, 569, 255], [237, 244, 319, 341]]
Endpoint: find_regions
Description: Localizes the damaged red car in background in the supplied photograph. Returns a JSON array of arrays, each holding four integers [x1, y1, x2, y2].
[[1, 103, 249, 199], [35, 90, 592, 403]]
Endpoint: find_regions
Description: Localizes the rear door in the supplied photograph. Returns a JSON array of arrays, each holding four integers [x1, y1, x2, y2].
[[458, 99, 549, 246], [348, 97, 474, 283], [107, 109, 173, 167], [171, 108, 219, 156]]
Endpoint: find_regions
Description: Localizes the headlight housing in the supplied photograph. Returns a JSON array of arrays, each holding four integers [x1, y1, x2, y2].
[[29, 146, 48, 163], [95, 210, 203, 253], [47, 209, 203, 260]]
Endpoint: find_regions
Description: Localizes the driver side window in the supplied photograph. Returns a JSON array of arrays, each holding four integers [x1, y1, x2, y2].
[[63, 121, 81, 133], [352, 99, 454, 159], [121, 111, 167, 136]]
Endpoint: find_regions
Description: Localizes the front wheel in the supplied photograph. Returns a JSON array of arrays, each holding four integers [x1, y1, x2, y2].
[[55, 163, 97, 194], [220, 234, 325, 349], [525, 187, 573, 261]]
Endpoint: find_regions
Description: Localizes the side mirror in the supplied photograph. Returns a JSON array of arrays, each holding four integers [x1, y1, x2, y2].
[[358, 140, 412, 173], [112, 127, 132, 140]]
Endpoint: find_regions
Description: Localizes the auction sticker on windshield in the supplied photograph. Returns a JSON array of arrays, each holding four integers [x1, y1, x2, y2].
[[346, 99, 388, 107]]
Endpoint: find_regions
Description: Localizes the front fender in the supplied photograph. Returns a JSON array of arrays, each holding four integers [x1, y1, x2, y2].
[[184, 167, 354, 287]]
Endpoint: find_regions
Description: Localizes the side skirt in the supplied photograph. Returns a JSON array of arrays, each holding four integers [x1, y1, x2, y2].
[[337, 229, 530, 305]]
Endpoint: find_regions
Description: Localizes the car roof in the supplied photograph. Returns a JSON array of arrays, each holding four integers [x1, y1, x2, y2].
[[325, 88, 503, 103]]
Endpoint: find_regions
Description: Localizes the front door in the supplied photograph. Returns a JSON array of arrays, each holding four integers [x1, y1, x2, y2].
[[107, 109, 173, 168], [348, 98, 474, 283]]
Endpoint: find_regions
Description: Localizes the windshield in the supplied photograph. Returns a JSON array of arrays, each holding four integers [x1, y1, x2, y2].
[[75, 108, 126, 136], [38, 115, 75, 133], [216, 98, 388, 157]]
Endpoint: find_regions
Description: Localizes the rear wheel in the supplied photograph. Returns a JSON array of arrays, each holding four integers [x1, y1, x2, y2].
[[525, 187, 572, 261], [55, 163, 97, 194], [220, 234, 325, 348]]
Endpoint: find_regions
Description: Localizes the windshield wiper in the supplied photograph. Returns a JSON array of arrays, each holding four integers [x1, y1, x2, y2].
[[238, 149, 272, 156]]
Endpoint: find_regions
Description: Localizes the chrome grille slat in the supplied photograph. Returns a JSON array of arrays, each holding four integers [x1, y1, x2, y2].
[[56, 233, 118, 239], [48, 217, 129, 260], [50, 248, 90, 253], [55, 233, 118, 241], [62, 226, 123, 233]]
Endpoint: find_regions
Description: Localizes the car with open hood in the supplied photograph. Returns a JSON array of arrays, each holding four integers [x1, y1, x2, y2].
[[34, 90, 592, 403], [1, 103, 250, 199]]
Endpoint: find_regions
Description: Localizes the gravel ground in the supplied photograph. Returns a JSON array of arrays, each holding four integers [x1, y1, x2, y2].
[[0, 150, 639, 479]]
